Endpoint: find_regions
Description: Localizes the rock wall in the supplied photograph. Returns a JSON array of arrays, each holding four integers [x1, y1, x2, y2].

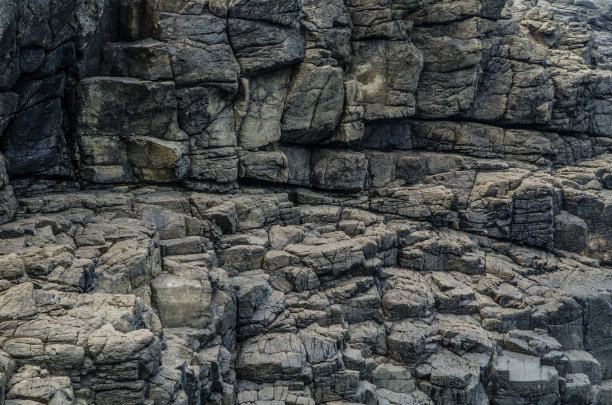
[[0, 0, 612, 404], [71, 0, 612, 190], [1, 0, 611, 192]]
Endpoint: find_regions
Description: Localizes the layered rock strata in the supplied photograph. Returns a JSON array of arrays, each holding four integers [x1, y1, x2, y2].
[[0, 183, 612, 404], [0, 0, 610, 191], [0, 0, 611, 404]]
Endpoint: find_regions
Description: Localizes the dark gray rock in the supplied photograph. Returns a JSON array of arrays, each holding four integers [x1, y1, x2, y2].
[[228, 19, 304, 77], [0, 1, 611, 404]]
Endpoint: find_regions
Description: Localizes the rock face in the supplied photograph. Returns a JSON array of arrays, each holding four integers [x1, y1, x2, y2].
[[0, 187, 611, 404], [0, 0, 611, 404], [0, 0, 611, 192]]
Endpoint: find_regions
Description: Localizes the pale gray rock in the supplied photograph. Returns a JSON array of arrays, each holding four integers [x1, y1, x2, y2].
[[381, 269, 434, 321], [371, 363, 415, 393], [152, 272, 212, 328], [268, 225, 305, 251], [235, 69, 291, 149], [564, 350, 602, 385], [125, 136, 190, 183], [231, 273, 286, 337], [311, 150, 368, 192], [399, 229, 485, 275], [235, 333, 309, 383], [219, 244, 266, 272], [488, 351, 559, 404], [189, 147, 238, 183], [285, 235, 365, 277], [239, 150, 289, 184], [350, 40, 423, 121], [281, 63, 345, 144], [371, 185, 456, 224], [5, 365, 74, 405], [95, 238, 161, 294], [418, 350, 481, 405], [333, 77, 366, 144]]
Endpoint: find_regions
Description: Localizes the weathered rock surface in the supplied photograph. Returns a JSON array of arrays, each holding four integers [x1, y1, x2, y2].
[[0, 0, 610, 194], [0, 0, 611, 404], [0, 184, 610, 404]]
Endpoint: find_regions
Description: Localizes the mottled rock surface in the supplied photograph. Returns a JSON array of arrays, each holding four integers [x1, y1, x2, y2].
[[0, 0, 611, 404]]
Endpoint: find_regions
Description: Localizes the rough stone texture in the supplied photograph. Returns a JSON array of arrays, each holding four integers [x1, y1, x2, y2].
[[0, 0, 611, 404], [281, 63, 345, 145], [0, 154, 16, 225], [0, 183, 611, 404]]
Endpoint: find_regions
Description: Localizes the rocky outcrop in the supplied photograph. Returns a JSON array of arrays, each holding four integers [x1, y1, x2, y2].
[[1, 0, 611, 192], [0, 0, 611, 404], [0, 186, 611, 404]]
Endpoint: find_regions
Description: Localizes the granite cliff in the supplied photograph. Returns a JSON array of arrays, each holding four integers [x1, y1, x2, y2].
[[0, 0, 612, 403]]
